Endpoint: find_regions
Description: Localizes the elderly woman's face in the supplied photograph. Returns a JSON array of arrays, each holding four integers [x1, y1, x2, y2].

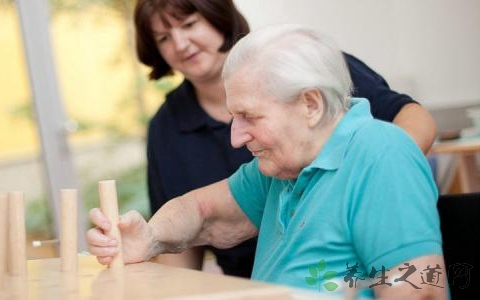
[[226, 74, 315, 179], [150, 12, 226, 83]]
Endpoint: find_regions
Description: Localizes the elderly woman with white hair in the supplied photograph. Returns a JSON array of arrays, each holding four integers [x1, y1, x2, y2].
[[87, 24, 446, 299]]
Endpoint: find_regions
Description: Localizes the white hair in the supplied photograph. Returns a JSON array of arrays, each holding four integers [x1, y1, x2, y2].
[[223, 23, 352, 123]]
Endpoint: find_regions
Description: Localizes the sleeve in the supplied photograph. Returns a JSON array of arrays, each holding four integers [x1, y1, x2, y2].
[[146, 117, 168, 217], [227, 159, 272, 228], [350, 130, 442, 272], [344, 52, 418, 122]]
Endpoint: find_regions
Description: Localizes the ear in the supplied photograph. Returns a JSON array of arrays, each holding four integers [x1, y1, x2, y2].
[[301, 88, 324, 127]]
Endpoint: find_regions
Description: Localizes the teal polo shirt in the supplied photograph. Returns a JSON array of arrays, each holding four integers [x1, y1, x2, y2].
[[228, 98, 441, 296]]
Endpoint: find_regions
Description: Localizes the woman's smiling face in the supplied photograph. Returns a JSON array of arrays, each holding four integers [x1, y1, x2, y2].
[[151, 12, 227, 83]]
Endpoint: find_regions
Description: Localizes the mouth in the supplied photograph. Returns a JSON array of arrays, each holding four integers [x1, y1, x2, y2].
[[250, 149, 264, 157], [183, 51, 200, 61]]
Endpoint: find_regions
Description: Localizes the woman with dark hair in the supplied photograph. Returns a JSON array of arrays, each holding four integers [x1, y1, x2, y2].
[[135, 0, 254, 277], [134, 0, 249, 80], [135, 0, 437, 278]]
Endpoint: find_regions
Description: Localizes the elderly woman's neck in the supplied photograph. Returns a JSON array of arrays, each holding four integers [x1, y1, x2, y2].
[[284, 113, 345, 180], [310, 112, 345, 160]]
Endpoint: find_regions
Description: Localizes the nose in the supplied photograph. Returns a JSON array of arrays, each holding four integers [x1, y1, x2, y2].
[[171, 30, 189, 52], [230, 117, 252, 148]]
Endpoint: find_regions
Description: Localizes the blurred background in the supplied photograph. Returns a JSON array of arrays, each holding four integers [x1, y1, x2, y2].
[[1, 0, 479, 258], [0, 0, 181, 257]]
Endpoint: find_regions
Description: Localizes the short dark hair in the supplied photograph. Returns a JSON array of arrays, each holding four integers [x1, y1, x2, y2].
[[134, 0, 250, 80]]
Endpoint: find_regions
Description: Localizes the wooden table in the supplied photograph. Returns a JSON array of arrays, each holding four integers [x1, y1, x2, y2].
[[430, 132, 480, 193], [0, 255, 340, 300]]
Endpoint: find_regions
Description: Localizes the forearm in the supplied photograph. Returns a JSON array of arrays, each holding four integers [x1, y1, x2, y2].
[[146, 192, 204, 260], [393, 103, 437, 154], [146, 180, 258, 259]]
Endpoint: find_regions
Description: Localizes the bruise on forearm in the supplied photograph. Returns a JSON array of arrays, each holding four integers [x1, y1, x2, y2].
[[145, 239, 188, 261]]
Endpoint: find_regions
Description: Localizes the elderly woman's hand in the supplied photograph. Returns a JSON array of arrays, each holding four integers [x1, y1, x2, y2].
[[86, 208, 154, 265]]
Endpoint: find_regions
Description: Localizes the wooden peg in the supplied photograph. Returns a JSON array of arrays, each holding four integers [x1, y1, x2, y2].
[[60, 189, 78, 272], [8, 191, 27, 276], [0, 192, 8, 288], [98, 180, 124, 269]]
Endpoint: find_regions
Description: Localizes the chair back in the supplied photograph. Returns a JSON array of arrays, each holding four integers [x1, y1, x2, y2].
[[438, 192, 480, 299]]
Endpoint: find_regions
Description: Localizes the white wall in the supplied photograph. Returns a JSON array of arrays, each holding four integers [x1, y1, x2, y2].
[[234, 0, 480, 109]]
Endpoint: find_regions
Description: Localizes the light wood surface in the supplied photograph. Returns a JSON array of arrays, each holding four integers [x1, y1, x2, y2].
[[0, 256, 304, 300], [60, 189, 78, 272], [430, 134, 480, 193], [8, 191, 27, 276], [98, 180, 124, 269], [430, 135, 480, 155]]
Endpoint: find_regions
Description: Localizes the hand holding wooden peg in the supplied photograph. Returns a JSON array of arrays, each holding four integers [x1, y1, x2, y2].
[[98, 180, 124, 269]]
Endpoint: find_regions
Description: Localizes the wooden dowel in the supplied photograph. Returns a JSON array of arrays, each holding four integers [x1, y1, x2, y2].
[[0, 192, 8, 288], [8, 191, 27, 276], [61, 189, 78, 272], [98, 180, 123, 269]]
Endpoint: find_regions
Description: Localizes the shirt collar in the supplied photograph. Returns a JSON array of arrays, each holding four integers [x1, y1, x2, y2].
[[168, 80, 219, 132], [306, 98, 373, 171]]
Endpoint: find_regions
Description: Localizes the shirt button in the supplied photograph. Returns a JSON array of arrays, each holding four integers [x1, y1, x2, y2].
[[290, 209, 295, 217]]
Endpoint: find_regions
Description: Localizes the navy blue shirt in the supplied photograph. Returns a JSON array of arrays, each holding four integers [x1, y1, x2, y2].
[[146, 53, 416, 278]]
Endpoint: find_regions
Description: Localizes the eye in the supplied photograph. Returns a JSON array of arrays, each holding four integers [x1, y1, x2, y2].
[[183, 20, 196, 29], [182, 15, 198, 29], [244, 114, 260, 122], [231, 112, 258, 122], [155, 35, 169, 45]]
